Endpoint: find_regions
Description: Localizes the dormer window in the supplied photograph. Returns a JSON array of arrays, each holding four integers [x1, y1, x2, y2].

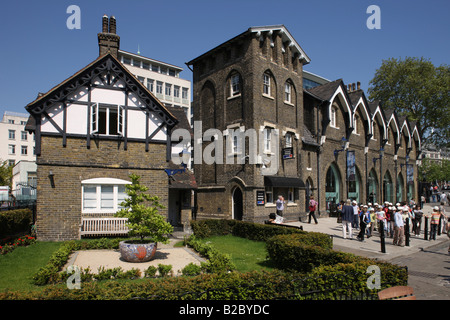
[[91, 103, 124, 136]]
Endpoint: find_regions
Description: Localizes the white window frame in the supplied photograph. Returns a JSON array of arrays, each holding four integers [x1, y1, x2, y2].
[[8, 130, 15, 140], [330, 107, 338, 128], [263, 73, 271, 96], [165, 83, 172, 96], [147, 79, 154, 92], [264, 128, 272, 152], [21, 145, 27, 155], [81, 178, 131, 214], [8, 144, 15, 155], [353, 115, 359, 135], [265, 186, 273, 204], [284, 82, 291, 103], [285, 133, 293, 148], [230, 74, 240, 97], [288, 187, 294, 203], [91, 103, 124, 136], [156, 81, 163, 94], [21, 131, 27, 141]]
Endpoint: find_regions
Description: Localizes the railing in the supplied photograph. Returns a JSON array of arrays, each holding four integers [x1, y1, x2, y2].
[[80, 217, 129, 237]]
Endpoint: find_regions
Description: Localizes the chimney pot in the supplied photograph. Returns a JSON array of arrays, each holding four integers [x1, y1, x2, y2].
[[357, 81, 361, 90], [352, 83, 356, 91], [102, 15, 108, 33], [109, 16, 116, 34]]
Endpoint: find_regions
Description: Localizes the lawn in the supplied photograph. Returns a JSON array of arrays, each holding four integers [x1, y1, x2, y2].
[[199, 234, 275, 272], [0, 241, 62, 292]]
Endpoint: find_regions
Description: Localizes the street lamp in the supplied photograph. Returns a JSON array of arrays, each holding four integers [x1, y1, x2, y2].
[[334, 137, 348, 157]]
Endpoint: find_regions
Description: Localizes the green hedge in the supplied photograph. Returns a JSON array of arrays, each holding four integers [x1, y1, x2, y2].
[[266, 233, 408, 286], [191, 219, 331, 244], [0, 209, 32, 237], [1, 265, 407, 300]]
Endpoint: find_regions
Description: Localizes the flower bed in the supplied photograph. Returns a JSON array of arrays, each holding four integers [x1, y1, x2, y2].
[[0, 235, 36, 255]]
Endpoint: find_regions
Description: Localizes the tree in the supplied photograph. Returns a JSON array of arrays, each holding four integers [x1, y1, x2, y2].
[[115, 174, 173, 243], [418, 158, 450, 183], [0, 160, 12, 187], [368, 57, 450, 147]]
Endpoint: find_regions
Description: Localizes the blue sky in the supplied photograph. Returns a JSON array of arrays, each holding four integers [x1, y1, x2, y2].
[[0, 0, 448, 116]]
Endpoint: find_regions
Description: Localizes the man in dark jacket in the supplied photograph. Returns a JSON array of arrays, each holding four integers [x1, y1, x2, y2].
[[341, 199, 354, 239]]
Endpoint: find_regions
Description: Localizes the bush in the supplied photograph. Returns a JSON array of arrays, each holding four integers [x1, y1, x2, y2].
[[144, 266, 158, 278], [0, 209, 33, 236], [191, 219, 311, 242], [157, 264, 173, 277], [181, 263, 202, 276]]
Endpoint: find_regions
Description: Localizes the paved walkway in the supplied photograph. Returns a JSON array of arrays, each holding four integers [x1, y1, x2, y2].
[[64, 238, 205, 277]]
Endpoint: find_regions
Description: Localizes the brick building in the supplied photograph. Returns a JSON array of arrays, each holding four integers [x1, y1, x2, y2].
[[187, 25, 421, 223], [25, 16, 194, 240]]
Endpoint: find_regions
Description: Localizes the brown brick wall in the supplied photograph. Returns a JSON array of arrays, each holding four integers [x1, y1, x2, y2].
[[36, 136, 169, 241]]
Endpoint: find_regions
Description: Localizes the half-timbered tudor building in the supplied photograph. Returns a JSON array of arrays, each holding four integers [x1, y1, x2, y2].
[[187, 25, 422, 223], [25, 16, 194, 240]]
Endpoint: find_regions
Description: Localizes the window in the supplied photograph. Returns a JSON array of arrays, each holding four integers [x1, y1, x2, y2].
[[285, 133, 293, 148], [132, 59, 141, 68], [288, 188, 294, 203], [160, 67, 167, 75], [21, 146, 27, 155], [284, 82, 291, 103], [8, 119, 14, 124], [354, 115, 359, 134], [137, 76, 145, 84], [263, 73, 271, 96], [174, 86, 180, 98], [156, 81, 163, 94], [230, 74, 240, 97], [169, 69, 176, 77], [165, 84, 172, 96], [232, 135, 239, 154], [123, 57, 131, 65], [20, 121, 27, 125], [8, 145, 15, 155], [147, 79, 154, 92], [21, 131, 27, 141], [81, 178, 130, 213], [151, 64, 159, 72], [330, 107, 337, 128], [142, 62, 150, 70], [8, 160, 15, 167], [264, 128, 272, 152], [91, 104, 124, 136], [8, 130, 15, 140], [265, 186, 273, 204], [182, 87, 189, 100]]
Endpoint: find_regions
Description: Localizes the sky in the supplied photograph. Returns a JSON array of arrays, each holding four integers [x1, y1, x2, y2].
[[0, 0, 448, 117]]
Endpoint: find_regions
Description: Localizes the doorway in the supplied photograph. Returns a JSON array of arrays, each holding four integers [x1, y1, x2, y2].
[[232, 187, 243, 220]]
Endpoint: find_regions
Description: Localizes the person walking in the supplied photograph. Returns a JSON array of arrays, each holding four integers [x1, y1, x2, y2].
[[413, 205, 423, 236], [357, 205, 370, 241], [341, 199, 354, 239], [276, 195, 285, 216], [351, 200, 359, 229], [430, 206, 441, 240], [308, 195, 318, 224], [393, 207, 405, 246], [368, 207, 376, 237], [375, 205, 386, 236]]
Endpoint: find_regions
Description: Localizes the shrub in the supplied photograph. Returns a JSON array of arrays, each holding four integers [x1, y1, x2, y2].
[[181, 263, 202, 276], [157, 264, 173, 277], [0, 209, 33, 236], [144, 265, 158, 278]]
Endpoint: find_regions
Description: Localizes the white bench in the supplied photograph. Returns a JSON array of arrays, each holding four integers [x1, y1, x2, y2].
[[80, 217, 129, 237]]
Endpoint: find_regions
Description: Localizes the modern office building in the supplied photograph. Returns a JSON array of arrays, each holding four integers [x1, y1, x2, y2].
[[0, 111, 36, 166], [118, 50, 192, 125]]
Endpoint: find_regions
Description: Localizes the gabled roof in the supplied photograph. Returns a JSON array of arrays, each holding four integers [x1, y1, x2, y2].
[[306, 79, 342, 101], [25, 53, 177, 128], [186, 25, 310, 66]]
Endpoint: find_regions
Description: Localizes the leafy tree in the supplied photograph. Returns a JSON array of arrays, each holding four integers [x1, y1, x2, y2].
[[368, 57, 450, 147], [0, 160, 13, 187], [115, 174, 173, 243], [418, 158, 450, 183]]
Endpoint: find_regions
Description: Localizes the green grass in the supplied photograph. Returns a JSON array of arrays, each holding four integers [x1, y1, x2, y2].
[[0, 241, 62, 292], [199, 235, 275, 273]]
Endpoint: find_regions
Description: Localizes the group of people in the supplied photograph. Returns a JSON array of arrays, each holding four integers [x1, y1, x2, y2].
[[338, 199, 448, 247]]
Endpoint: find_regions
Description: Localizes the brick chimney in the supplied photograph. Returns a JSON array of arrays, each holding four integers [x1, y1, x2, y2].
[[98, 15, 120, 58]]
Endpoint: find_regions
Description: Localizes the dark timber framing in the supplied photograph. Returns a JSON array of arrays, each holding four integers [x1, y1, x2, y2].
[[25, 53, 177, 159]]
